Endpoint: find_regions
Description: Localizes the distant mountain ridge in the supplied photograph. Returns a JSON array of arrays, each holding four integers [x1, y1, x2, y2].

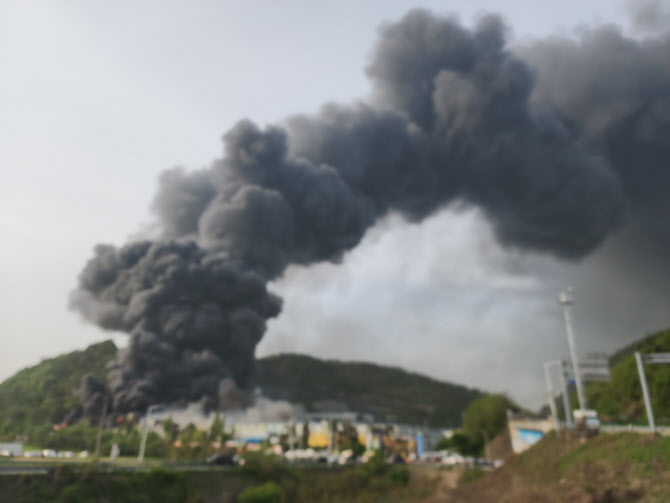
[[0, 341, 483, 438], [255, 353, 483, 427]]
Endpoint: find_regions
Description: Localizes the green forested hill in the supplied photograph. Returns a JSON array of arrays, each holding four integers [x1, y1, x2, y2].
[[0, 340, 116, 437], [608, 328, 670, 366], [5, 326, 670, 440], [0, 342, 482, 439], [587, 328, 670, 423], [255, 353, 482, 427]]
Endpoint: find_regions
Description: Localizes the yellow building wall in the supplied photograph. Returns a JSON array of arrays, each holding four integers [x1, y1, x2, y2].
[[308, 432, 330, 448]]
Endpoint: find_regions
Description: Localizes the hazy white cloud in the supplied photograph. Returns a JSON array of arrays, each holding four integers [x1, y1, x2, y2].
[[261, 207, 670, 407]]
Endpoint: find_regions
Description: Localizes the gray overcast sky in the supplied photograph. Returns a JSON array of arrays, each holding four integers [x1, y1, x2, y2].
[[1, 0, 666, 408]]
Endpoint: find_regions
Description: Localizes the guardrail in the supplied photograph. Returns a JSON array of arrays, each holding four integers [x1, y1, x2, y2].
[[600, 424, 670, 436]]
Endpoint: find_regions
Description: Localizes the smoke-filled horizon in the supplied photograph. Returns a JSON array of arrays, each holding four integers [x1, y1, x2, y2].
[[71, 9, 670, 413]]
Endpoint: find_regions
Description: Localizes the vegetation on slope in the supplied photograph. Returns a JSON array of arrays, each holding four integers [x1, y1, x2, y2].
[[608, 328, 670, 366], [587, 328, 670, 424], [443, 433, 670, 503], [0, 340, 116, 438], [6, 433, 670, 502], [0, 466, 201, 503], [0, 455, 438, 503], [256, 353, 483, 427]]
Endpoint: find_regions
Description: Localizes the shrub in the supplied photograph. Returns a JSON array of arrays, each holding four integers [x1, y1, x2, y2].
[[238, 482, 283, 503], [388, 466, 409, 485], [238, 453, 296, 481], [357, 451, 388, 477]]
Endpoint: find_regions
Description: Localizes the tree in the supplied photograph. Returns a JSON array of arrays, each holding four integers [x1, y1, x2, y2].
[[337, 421, 359, 450], [179, 423, 206, 443], [463, 394, 516, 441], [460, 394, 518, 455], [210, 413, 224, 440], [162, 416, 180, 442], [301, 421, 310, 449], [351, 440, 366, 457], [435, 432, 479, 456]]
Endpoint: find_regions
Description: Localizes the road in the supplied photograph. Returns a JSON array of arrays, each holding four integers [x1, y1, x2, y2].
[[0, 459, 237, 476]]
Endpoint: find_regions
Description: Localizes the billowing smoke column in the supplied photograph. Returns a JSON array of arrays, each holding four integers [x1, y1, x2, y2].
[[72, 242, 280, 412], [71, 10, 670, 414]]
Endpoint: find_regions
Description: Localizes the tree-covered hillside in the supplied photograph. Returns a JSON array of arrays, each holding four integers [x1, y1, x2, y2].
[[5, 326, 670, 441], [0, 342, 483, 440], [587, 328, 670, 424], [255, 353, 483, 427], [0, 340, 116, 438]]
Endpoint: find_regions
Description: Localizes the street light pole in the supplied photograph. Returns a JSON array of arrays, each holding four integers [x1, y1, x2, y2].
[[559, 288, 586, 413], [94, 398, 108, 459], [137, 404, 160, 463]]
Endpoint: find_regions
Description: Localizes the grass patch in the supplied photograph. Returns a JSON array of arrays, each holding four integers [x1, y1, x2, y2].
[[238, 482, 283, 503], [460, 468, 485, 484]]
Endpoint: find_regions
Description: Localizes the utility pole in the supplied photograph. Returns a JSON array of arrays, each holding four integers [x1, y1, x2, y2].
[[94, 398, 108, 459], [558, 362, 573, 428], [559, 288, 586, 413], [289, 422, 295, 451], [544, 361, 560, 433], [544, 360, 573, 430]]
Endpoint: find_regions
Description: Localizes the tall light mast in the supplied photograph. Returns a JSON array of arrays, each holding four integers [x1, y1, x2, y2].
[[559, 288, 586, 413]]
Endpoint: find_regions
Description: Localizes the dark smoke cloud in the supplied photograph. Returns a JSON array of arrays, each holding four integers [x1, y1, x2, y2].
[[72, 242, 280, 412], [521, 24, 670, 262], [628, 0, 670, 35], [365, 12, 625, 256], [72, 9, 670, 415]]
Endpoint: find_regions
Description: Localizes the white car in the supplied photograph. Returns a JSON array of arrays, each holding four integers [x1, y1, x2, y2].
[[441, 453, 464, 466]]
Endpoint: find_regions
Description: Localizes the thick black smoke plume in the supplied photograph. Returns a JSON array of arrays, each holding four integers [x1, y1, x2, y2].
[[72, 242, 280, 412], [71, 10, 670, 414]]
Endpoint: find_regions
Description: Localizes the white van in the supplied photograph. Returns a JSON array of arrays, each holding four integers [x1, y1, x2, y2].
[[573, 409, 600, 431]]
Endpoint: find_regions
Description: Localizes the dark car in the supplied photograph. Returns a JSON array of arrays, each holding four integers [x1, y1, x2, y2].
[[206, 453, 236, 466]]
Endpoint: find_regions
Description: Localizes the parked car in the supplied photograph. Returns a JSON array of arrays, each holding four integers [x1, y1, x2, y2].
[[441, 453, 464, 466], [206, 453, 236, 466], [475, 458, 494, 468]]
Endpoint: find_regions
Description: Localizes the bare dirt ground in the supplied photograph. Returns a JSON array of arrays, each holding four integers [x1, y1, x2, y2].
[[418, 467, 463, 503]]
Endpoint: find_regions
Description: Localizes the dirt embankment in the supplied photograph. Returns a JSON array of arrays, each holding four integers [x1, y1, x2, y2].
[[433, 433, 670, 503]]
